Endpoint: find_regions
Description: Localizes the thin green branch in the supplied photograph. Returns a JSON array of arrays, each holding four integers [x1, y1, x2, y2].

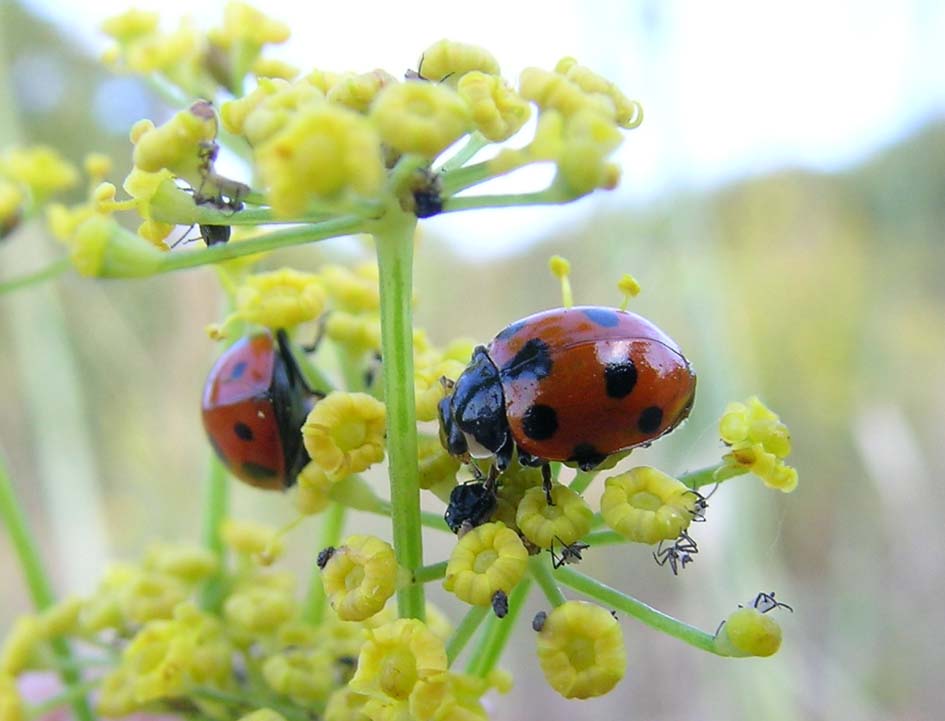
[[529, 555, 566, 607], [374, 500, 450, 533], [0, 257, 70, 296], [154, 214, 367, 274], [0, 452, 95, 721], [442, 187, 573, 213], [446, 605, 490, 666], [554, 566, 722, 655], [374, 211, 425, 620], [24, 678, 102, 721], [411, 561, 447, 585], [465, 577, 533, 677], [582, 529, 625, 546], [569, 469, 598, 494], [438, 132, 489, 173], [680, 462, 746, 489]]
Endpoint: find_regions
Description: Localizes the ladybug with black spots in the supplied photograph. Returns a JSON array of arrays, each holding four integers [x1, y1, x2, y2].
[[438, 306, 696, 502], [202, 329, 322, 490]]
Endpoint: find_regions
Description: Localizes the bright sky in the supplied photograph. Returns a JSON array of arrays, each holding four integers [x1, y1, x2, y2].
[[23, 0, 945, 256]]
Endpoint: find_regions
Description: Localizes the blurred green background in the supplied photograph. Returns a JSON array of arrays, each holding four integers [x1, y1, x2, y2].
[[2, 2, 944, 720]]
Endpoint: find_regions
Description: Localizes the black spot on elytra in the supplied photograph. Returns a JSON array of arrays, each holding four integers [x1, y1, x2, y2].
[[234, 422, 254, 441], [583, 307, 620, 328], [604, 360, 637, 398], [241, 461, 278, 479], [522, 404, 558, 440], [230, 361, 248, 380], [494, 319, 527, 343], [569, 443, 606, 471], [638, 406, 664, 434], [500, 338, 552, 380]]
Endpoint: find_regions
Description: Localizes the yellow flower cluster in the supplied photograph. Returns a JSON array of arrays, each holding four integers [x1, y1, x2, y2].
[[0, 143, 80, 239], [719, 396, 798, 492]]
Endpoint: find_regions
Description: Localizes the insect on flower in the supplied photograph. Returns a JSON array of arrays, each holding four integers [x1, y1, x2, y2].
[[549, 536, 590, 569], [744, 591, 794, 614], [652, 530, 699, 575], [438, 307, 697, 504]]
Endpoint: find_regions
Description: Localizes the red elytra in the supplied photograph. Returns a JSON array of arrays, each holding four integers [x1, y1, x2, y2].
[[438, 306, 696, 473], [201, 331, 315, 490]]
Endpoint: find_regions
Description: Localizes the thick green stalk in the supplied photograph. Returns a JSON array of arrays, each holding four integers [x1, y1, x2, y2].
[[374, 211, 424, 619], [198, 454, 230, 613], [302, 501, 347, 624], [375, 500, 449, 533], [529, 555, 567, 607], [554, 567, 722, 654], [446, 606, 490, 665], [411, 561, 447, 584], [466, 578, 533, 677], [569, 469, 598, 494], [0, 453, 95, 721]]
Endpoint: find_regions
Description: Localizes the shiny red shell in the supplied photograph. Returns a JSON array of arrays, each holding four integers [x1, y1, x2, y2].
[[202, 333, 291, 490], [488, 306, 696, 463]]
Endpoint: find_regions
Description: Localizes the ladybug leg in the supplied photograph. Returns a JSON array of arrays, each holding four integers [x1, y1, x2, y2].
[[301, 312, 331, 354], [541, 463, 554, 506]]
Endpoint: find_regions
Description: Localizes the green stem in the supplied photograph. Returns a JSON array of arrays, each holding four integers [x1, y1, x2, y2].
[[0, 453, 95, 721], [582, 529, 625, 546], [374, 211, 424, 620], [439, 132, 489, 173], [680, 462, 746, 489], [442, 187, 572, 213], [438, 159, 495, 195], [554, 567, 721, 655], [569, 470, 597, 494], [25, 679, 102, 721], [466, 577, 532, 677], [411, 561, 447, 584], [302, 501, 347, 624], [529, 555, 566, 607], [191, 686, 310, 721], [446, 605, 490, 666], [0, 257, 70, 296], [154, 215, 366, 274], [198, 454, 230, 613]]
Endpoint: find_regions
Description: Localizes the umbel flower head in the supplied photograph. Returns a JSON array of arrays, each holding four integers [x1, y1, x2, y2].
[[719, 396, 798, 492]]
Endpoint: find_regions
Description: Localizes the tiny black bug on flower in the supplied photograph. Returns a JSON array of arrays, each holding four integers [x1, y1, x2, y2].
[[745, 591, 794, 615], [549, 536, 590, 569], [492, 590, 509, 618], [653, 530, 699, 575], [532, 610, 547, 632]]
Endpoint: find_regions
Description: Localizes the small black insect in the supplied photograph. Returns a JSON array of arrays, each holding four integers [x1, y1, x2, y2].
[[653, 530, 699, 575], [744, 591, 794, 615], [532, 610, 547, 632], [549, 536, 590, 569], [492, 590, 509, 618], [316, 546, 336, 569], [412, 169, 442, 218]]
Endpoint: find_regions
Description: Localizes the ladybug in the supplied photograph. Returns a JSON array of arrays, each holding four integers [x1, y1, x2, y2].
[[438, 306, 696, 498], [202, 329, 322, 490]]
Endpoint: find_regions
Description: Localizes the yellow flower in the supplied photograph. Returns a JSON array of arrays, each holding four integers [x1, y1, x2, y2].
[[415, 355, 468, 422], [371, 82, 472, 158], [443, 522, 528, 607], [224, 585, 297, 644], [457, 71, 531, 142], [0, 617, 41, 675], [554, 57, 643, 129], [262, 648, 335, 703], [720, 396, 797, 492], [600, 467, 696, 544], [715, 607, 783, 658], [118, 570, 188, 624], [131, 106, 217, 187], [221, 519, 286, 560], [122, 603, 231, 703], [256, 103, 384, 216], [0, 181, 24, 237], [36, 596, 82, 638], [417, 436, 461, 496], [556, 109, 624, 195], [321, 535, 398, 621], [231, 268, 326, 330], [325, 312, 382, 355], [0, 675, 23, 721], [350, 619, 448, 715], [492, 464, 542, 530], [535, 601, 626, 699], [516, 483, 593, 548], [101, 9, 159, 42], [143, 542, 219, 584], [209, 2, 290, 49], [319, 263, 380, 312], [295, 461, 333, 515], [302, 392, 386, 481], [253, 57, 299, 81], [328, 70, 397, 113], [68, 215, 164, 278], [242, 80, 326, 147], [0, 146, 78, 200], [418, 40, 500, 82], [325, 686, 371, 721], [96, 667, 141, 717]]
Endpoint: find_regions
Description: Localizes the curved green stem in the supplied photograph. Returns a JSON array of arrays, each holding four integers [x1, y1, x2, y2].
[[0, 257, 70, 296], [302, 501, 347, 624], [680, 462, 747, 489], [466, 577, 532, 677], [154, 215, 367, 274], [442, 187, 573, 213], [529, 555, 566, 607], [374, 210, 424, 619], [446, 605, 489, 666], [438, 133, 489, 173], [198, 454, 230, 613], [569, 469, 598, 494], [582, 529, 625, 546], [554, 566, 722, 655], [0, 452, 95, 721]]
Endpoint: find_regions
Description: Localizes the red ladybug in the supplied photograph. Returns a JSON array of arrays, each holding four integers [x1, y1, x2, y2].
[[202, 330, 320, 490], [438, 306, 696, 488]]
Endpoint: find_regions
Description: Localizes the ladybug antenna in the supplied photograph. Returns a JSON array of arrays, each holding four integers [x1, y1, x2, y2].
[[618, 273, 641, 311], [548, 255, 573, 308]]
